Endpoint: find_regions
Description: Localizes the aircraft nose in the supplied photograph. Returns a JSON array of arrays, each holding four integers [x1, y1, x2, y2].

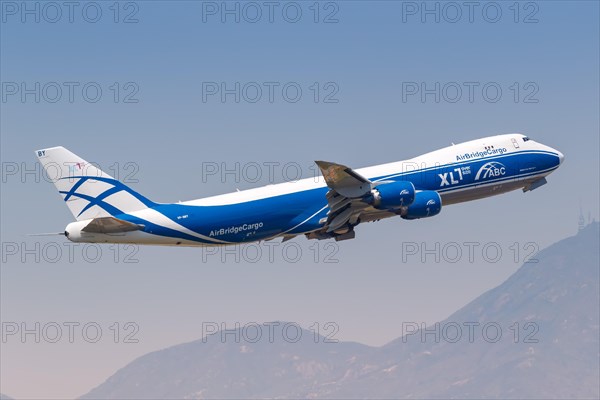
[[557, 150, 565, 165]]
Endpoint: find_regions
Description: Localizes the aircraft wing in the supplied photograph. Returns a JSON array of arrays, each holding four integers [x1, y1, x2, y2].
[[313, 161, 386, 239], [315, 160, 372, 198], [81, 217, 144, 234]]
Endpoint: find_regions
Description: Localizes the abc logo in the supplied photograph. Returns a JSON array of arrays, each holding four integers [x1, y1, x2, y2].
[[475, 162, 506, 180]]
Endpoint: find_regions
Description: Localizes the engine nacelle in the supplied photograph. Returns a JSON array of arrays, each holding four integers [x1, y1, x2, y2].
[[365, 181, 415, 210], [401, 190, 442, 220]]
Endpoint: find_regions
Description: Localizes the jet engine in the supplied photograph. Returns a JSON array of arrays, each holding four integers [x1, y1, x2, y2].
[[363, 181, 415, 210], [400, 190, 442, 219]]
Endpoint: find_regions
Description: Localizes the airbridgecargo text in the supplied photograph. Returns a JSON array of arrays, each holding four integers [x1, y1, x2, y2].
[[456, 147, 507, 161], [210, 222, 264, 237]]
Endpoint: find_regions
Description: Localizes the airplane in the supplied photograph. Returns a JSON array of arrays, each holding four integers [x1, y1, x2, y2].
[[35, 133, 563, 246]]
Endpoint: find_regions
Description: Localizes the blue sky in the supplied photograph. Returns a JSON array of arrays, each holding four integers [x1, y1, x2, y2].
[[1, 1, 599, 398]]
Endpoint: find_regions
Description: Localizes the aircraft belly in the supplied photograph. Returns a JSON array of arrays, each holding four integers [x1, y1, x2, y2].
[[440, 180, 526, 205]]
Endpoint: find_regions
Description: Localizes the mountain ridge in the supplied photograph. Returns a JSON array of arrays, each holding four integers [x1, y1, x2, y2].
[[82, 222, 600, 399]]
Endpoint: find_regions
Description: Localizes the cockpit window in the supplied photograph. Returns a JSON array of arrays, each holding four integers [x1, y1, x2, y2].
[[522, 136, 531, 142]]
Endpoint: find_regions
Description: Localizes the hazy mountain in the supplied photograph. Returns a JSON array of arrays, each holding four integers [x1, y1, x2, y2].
[[82, 222, 599, 399], [82, 324, 373, 399], [333, 221, 600, 399]]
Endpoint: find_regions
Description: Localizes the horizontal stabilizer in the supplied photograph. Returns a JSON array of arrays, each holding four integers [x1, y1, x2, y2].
[[81, 217, 144, 234]]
